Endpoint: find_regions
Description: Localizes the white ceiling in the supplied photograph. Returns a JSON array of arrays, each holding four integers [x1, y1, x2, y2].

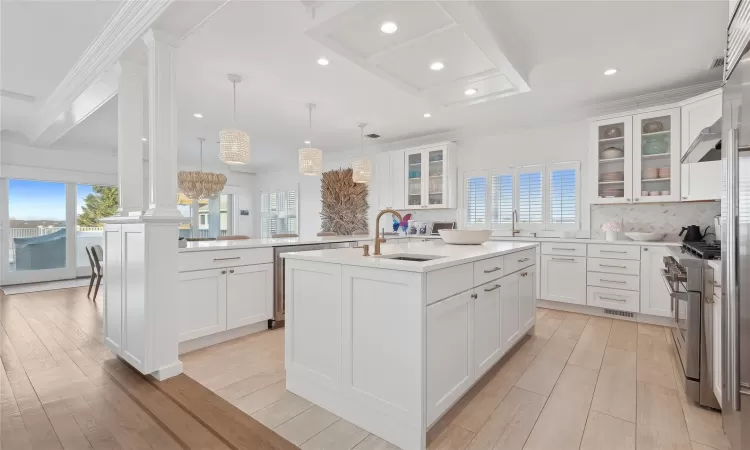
[[3, 0, 729, 173]]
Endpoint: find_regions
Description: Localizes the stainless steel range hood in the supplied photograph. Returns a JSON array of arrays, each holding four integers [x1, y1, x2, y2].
[[681, 117, 722, 163]]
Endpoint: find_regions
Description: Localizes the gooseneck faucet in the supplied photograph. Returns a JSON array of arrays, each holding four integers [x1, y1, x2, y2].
[[511, 209, 521, 236], [374, 208, 402, 256]]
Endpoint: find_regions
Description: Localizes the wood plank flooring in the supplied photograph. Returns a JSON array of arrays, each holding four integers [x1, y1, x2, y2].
[[183, 307, 731, 450]]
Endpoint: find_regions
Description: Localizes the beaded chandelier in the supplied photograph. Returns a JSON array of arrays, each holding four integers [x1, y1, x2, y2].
[[179, 138, 227, 200], [219, 74, 250, 165], [299, 103, 323, 176], [352, 123, 371, 183]]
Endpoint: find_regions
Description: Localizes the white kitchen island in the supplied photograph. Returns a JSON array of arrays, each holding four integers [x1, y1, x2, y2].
[[282, 240, 538, 450]]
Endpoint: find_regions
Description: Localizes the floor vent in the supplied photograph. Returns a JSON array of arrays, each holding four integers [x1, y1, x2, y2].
[[603, 309, 634, 318]]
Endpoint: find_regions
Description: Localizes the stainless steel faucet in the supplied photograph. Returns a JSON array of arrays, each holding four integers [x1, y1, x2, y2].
[[511, 209, 521, 236]]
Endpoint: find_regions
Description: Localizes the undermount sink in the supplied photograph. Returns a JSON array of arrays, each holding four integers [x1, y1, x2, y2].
[[377, 254, 444, 262]]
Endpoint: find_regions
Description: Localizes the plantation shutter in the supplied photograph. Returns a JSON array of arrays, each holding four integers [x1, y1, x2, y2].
[[547, 162, 580, 230], [491, 173, 513, 228], [464, 172, 488, 227], [260, 188, 298, 238], [516, 167, 543, 226]]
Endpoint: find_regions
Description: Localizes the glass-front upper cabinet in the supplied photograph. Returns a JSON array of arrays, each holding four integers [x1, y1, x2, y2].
[[407, 151, 422, 207], [427, 149, 444, 206], [403, 144, 454, 209], [589, 116, 633, 204], [632, 108, 681, 203]]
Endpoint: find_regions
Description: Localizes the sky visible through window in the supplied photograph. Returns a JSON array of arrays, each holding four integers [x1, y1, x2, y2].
[[8, 180, 95, 221]]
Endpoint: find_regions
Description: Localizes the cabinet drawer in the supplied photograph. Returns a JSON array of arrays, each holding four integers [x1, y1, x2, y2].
[[587, 286, 639, 312], [587, 257, 640, 276], [473, 256, 505, 285], [427, 263, 474, 305], [504, 249, 535, 274], [178, 248, 274, 272], [587, 244, 640, 260], [541, 242, 586, 257], [587, 271, 639, 291]]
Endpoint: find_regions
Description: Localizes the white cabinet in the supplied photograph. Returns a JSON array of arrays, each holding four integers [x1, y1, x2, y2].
[[501, 272, 521, 349], [404, 143, 456, 209], [639, 246, 672, 317], [632, 108, 681, 203], [519, 267, 536, 330], [713, 293, 722, 403], [541, 255, 587, 305], [680, 91, 722, 202], [178, 269, 227, 341], [426, 290, 473, 424], [474, 281, 501, 377], [376, 151, 406, 210], [226, 264, 273, 329], [589, 116, 634, 204]]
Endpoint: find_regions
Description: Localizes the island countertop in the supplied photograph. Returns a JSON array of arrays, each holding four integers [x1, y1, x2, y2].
[[281, 240, 538, 272], [178, 235, 376, 252]]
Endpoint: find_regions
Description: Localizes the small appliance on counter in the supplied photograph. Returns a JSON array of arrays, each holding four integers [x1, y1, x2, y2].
[[679, 225, 711, 242], [430, 221, 456, 236]]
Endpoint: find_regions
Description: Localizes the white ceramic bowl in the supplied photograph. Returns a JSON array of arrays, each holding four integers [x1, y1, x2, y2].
[[601, 147, 624, 159], [438, 229, 492, 245], [624, 232, 666, 242]]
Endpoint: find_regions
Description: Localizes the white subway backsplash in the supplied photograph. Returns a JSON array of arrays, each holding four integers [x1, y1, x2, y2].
[[590, 202, 720, 241]]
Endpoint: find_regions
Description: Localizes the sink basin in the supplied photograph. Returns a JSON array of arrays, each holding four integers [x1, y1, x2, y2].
[[377, 254, 444, 262]]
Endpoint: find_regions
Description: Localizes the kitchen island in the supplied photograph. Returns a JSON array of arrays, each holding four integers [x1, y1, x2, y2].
[[282, 240, 538, 450]]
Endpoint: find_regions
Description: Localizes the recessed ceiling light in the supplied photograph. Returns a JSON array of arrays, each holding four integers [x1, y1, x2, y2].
[[317, 57, 329, 66], [424, 113, 432, 118], [464, 88, 478, 96], [193, 113, 203, 118], [430, 61, 444, 71], [380, 21, 398, 34], [304, 140, 311, 145], [604, 68, 618, 76], [141, 137, 147, 142]]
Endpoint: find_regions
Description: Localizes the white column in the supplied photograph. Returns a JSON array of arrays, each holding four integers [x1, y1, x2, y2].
[[142, 29, 181, 219], [114, 59, 144, 217]]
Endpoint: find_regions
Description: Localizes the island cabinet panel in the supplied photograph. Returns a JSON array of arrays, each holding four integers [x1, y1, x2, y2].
[[474, 280, 502, 378], [501, 272, 521, 350], [519, 266, 536, 331], [226, 263, 273, 329], [426, 290, 474, 426], [177, 269, 227, 342], [541, 255, 587, 304]]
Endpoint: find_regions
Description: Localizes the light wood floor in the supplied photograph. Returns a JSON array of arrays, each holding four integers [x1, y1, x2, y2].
[[183, 308, 732, 450]]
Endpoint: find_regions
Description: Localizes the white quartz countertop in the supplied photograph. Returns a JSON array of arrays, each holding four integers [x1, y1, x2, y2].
[[281, 240, 538, 273], [487, 236, 680, 246], [178, 235, 373, 252]]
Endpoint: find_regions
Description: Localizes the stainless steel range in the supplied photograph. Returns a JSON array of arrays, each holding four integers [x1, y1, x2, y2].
[[662, 245, 720, 409]]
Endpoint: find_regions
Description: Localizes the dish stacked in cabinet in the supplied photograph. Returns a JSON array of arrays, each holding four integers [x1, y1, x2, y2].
[[586, 244, 641, 312]]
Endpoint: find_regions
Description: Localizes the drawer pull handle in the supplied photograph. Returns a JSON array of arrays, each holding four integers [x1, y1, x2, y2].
[[518, 258, 530, 262], [600, 264, 627, 269], [484, 284, 501, 292], [551, 257, 576, 262], [600, 296, 626, 302], [484, 267, 502, 273], [521, 271, 529, 277], [601, 250, 627, 254], [471, 293, 478, 299], [714, 282, 722, 288], [552, 248, 576, 251], [601, 279, 627, 284], [214, 257, 242, 261]]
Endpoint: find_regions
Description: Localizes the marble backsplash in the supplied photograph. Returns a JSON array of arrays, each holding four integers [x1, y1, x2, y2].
[[590, 202, 721, 241]]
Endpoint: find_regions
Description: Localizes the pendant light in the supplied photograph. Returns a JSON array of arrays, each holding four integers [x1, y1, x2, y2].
[[219, 74, 250, 165], [178, 138, 227, 200], [298, 103, 323, 176], [352, 123, 372, 183]]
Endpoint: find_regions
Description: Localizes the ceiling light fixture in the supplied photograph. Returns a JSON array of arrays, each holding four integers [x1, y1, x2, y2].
[[193, 113, 203, 118], [423, 113, 432, 118], [464, 88, 478, 96], [299, 103, 323, 176], [219, 74, 250, 165], [352, 123, 372, 184], [604, 68, 618, 76], [430, 61, 444, 71], [380, 21, 398, 34], [178, 137, 227, 200], [141, 137, 147, 142], [317, 57, 329, 66]]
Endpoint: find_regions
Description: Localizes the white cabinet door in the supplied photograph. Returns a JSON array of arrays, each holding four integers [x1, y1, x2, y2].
[[226, 263, 273, 330], [681, 92, 722, 202], [590, 116, 633, 204], [501, 272, 521, 350], [541, 255, 587, 305], [177, 269, 227, 342], [682, 161, 722, 202], [390, 150, 406, 210], [405, 149, 424, 208], [426, 290, 473, 425], [474, 282, 501, 377], [639, 246, 672, 317], [519, 266, 536, 331], [632, 108, 681, 203], [376, 152, 392, 210], [713, 294, 722, 403]]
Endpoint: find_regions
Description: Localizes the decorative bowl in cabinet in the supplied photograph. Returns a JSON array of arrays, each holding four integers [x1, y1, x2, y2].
[[601, 147, 624, 159], [642, 168, 659, 179], [438, 229, 492, 245], [603, 127, 622, 138], [643, 121, 664, 133], [658, 167, 671, 178], [642, 137, 669, 155], [624, 232, 666, 242]]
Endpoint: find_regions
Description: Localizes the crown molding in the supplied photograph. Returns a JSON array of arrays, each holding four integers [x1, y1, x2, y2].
[[588, 80, 723, 117], [28, 0, 174, 143]]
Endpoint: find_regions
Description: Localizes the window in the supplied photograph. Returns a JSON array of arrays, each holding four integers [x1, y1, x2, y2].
[[199, 214, 207, 226], [260, 188, 298, 238], [177, 193, 233, 238], [461, 161, 579, 231]]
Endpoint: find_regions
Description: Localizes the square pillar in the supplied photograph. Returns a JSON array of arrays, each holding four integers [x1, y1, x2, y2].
[[114, 59, 145, 217]]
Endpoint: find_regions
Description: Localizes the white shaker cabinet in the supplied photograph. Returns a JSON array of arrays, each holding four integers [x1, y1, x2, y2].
[[632, 108, 681, 203], [376, 151, 406, 210], [680, 90, 722, 201], [226, 263, 273, 330], [519, 266, 536, 330], [713, 292, 722, 403], [541, 255, 587, 305], [639, 246, 672, 317], [178, 269, 227, 341], [404, 143, 456, 209], [501, 272, 521, 349], [589, 116, 634, 204], [474, 281, 501, 377]]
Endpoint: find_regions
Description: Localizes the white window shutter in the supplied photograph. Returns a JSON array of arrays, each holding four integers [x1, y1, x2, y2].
[[515, 166, 544, 229], [491, 172, 513, 229], [547, 162, 580, 231], [463, 171, 488, 228]]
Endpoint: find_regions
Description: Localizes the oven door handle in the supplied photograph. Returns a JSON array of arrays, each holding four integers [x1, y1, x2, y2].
[[660, 269, 689, 301]]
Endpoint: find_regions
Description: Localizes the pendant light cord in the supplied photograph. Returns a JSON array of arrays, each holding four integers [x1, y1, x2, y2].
[[308, 104, 313, 148], [232, 81, 237, 126]]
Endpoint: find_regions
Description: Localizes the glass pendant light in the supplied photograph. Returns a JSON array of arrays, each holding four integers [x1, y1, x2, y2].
[[298, 103, 323, 176], [352, 123, 372, 183], [179, 138, 227, 200], [219, 74, 250, 165]]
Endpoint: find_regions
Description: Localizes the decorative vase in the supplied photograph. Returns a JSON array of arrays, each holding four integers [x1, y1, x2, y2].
[[605, 230, 617, 241]]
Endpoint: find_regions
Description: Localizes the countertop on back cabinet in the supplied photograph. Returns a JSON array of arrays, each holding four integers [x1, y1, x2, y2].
[[488, 236, 681, 247], [179, 235, 372, 252]]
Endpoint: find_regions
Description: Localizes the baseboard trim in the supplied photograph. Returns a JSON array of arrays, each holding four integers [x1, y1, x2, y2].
[[151, 360, 183, 381], [538, 299, 674, 327], [178, 321, 268, 355]]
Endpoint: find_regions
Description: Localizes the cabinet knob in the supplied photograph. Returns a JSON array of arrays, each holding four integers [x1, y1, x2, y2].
[[221, 270, 227, 274], [644, 247, 649, 251], [229, 269, 235, 273], [470, 293, 478, 299], [626, 198, 631, 202], [634, 198, 639, 201], [682, 197, 688, 200]]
